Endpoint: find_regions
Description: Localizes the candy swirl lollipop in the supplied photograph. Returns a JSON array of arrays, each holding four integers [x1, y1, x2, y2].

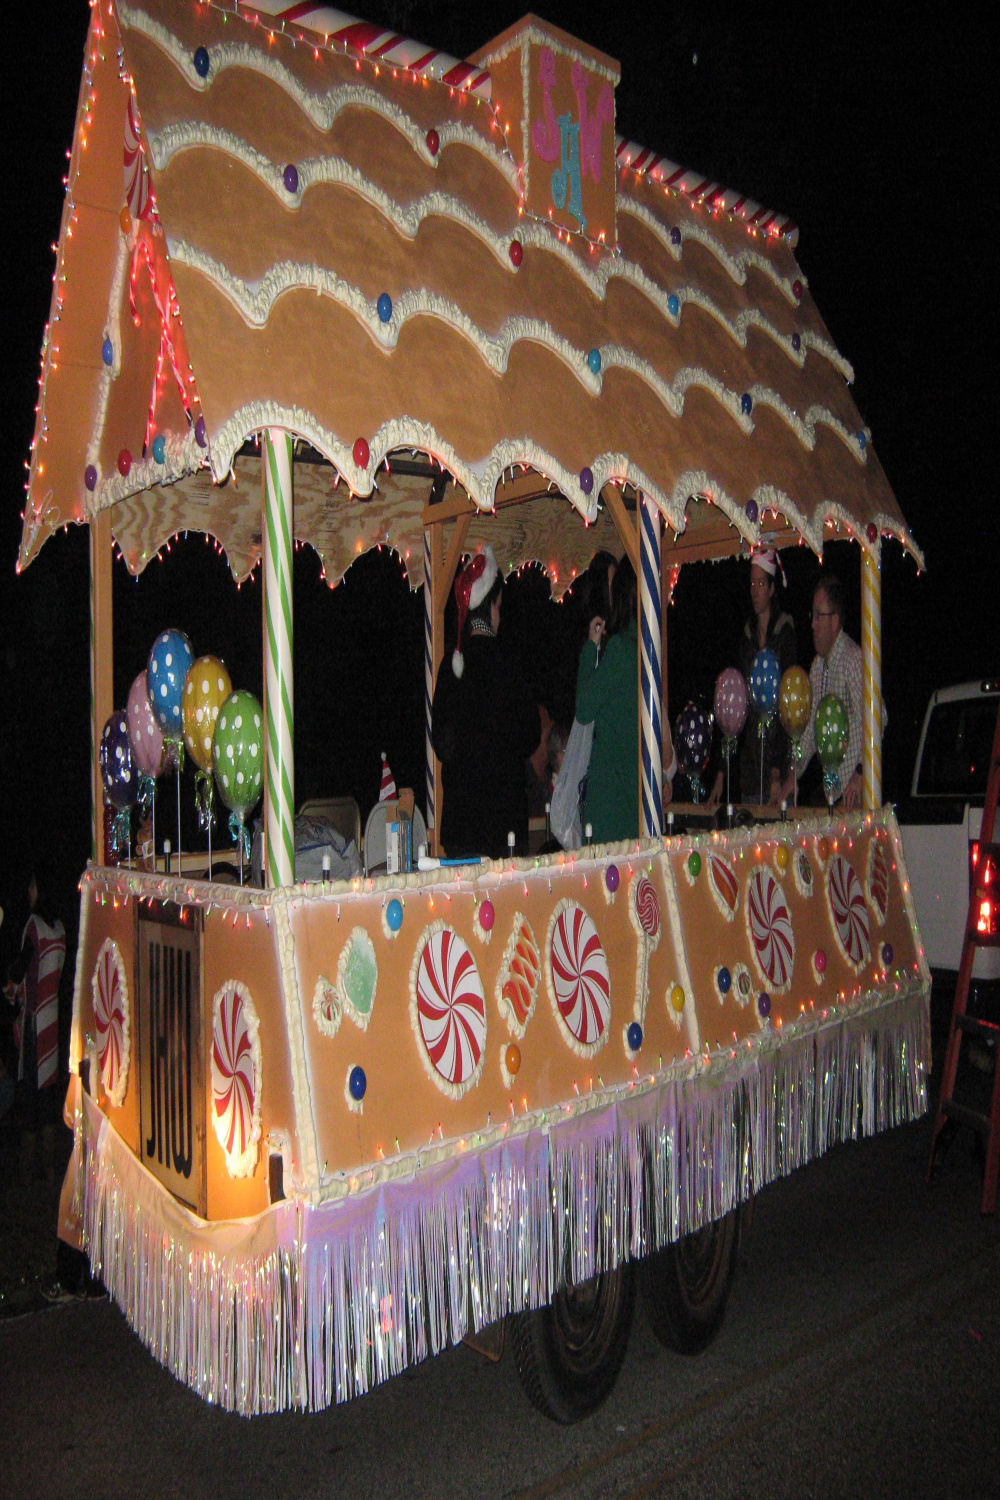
[[629, 874, 662, 1026]]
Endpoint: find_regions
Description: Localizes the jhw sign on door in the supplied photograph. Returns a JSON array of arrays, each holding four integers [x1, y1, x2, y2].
[[138, 904, 205, 1213]]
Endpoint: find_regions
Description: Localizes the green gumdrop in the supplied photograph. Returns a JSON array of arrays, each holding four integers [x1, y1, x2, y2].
[[687, 851, 701, 879], [342, 931, 377, 1016]]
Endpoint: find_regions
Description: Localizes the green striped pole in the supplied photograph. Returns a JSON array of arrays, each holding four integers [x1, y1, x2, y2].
[[263, 429, 295, 886]]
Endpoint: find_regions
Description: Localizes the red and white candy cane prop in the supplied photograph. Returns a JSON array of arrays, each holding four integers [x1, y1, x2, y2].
[[639, 496, 663, 837], [615, 137, 799, 244], [246, 3, 492, 96]]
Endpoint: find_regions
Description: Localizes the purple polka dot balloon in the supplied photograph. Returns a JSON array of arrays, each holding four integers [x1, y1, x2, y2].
[[100, 710, 136, 811]]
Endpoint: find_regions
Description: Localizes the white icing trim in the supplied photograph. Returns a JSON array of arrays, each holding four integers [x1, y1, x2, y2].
[[494, 912, 541, 1040], [89, 426, 207, 519], [544, 898, 611, 1061], [273, 895, 322, 1197], [209, 979, 262, 1179], [120, 3, 508, 172], [312, 975, 342, 1038], [336, 925, 378, 1029], [408, 919, 488, 1101], [91, 938, 130, 1109]]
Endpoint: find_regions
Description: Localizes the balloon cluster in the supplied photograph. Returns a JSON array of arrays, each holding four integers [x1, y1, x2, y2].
[[99, 628, 264, 865]]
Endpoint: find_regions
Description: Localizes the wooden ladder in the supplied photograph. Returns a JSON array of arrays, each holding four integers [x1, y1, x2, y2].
[[928, 696, 1000, 1213]]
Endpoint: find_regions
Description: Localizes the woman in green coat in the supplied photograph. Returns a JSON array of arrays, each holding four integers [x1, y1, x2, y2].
[[575, 557, 640, 843]]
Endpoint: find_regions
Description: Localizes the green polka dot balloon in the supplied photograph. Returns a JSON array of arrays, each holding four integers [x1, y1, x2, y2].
[[212, 690, 264, 819], [815, 693, 849, 771]]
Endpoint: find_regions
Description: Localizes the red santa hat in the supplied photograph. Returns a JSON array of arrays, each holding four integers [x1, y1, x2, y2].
[[452, 546, 499, 678], [751, 546, 787, 589], [378, 752, 397, 802]]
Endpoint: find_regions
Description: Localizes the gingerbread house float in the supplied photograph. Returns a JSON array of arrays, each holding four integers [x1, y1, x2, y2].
[[24, 0, 929, 1416]]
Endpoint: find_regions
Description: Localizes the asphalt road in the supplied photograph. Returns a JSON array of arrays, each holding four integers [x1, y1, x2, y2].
[[2, 1109, 997, 1500]]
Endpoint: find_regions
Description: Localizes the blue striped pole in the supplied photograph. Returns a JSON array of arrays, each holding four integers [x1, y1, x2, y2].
[[423, 528, 435, 834], [262, 428, 295, 886], [639, 496, 663, 838]]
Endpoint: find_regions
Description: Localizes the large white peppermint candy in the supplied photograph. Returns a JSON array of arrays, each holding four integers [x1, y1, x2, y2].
[[745, 867, 795, 992], [827, 854, 871, 971], [410, 923, 487, 1099], [210, 981, 262, 1178], [547, 900, 611, 1057], [92, 939, 130, 1108]]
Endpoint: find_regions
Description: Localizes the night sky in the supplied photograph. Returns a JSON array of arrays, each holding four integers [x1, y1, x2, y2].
[[2, 1, 994, 947]]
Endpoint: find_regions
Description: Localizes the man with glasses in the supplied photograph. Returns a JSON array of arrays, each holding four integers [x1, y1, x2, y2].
[[782, 572, 869, 810]]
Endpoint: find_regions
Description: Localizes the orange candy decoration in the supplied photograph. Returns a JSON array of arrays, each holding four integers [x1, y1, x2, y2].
[[504, 1043, 521, 1076]]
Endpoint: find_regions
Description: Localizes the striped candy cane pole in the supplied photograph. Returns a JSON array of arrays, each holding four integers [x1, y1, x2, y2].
[[423, 528, 435, 834], [639, 496, 663, 838], [263, 429, 295, 886], [90, 510, 114, 864], [861, 543, 883, 810]]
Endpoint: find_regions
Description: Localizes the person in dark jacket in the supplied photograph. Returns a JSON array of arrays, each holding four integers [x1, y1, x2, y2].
[[432, 547, 539, 858]]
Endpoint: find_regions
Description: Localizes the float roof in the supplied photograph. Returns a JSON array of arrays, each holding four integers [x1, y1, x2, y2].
[[21, 0, 921, 586]]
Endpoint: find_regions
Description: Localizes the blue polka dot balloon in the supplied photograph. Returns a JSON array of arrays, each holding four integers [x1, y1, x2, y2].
[[147, 629, 195, 738], [749, 647, 781, 715], [100, 710, 135, 810]]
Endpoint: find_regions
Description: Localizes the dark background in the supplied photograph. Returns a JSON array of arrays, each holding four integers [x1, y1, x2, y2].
[[2, 0, 996, 963]]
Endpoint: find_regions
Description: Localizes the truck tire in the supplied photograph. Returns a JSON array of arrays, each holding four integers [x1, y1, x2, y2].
[[510, 1263, 635, 1423], [639, 1209, 738, 1354]]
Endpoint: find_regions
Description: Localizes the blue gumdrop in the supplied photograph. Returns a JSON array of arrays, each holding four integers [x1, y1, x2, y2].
[[377, 292, 393, 324], [857, 430, 867, 451], [152, 434, 166, 465], [193, 46, 210, 79], [745, 499, 759, 525], [791, 331, 801, 353], [102, 337, 113, 367], [670, 226, 682, 246], [386, 898, 403, 932], [348, 1065, 367, 1102], [627, 1021, 643, 1052], [283, 162, 299, 195], [587, 346, 602, 375], [717, 966, 732, 994], [667, 293, 680, 318], [741, 392, 753, 416], [881, 943, 893, 969]]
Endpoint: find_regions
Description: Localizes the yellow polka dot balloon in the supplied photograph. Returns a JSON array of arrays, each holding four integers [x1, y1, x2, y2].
[[779, 666, 812, 739], [183, 656, 232, 772]]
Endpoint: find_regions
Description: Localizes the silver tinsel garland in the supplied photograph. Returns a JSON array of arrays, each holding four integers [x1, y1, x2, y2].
[[79, 983, 929, 1415]]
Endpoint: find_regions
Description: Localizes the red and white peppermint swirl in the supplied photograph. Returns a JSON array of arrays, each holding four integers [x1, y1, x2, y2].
[[708, 854, 739, 921], [632, 876, 660, 938], [827, 855, 871, 971], [92, 939, 129, 1108], [123, 93, 152, 222], [211, 982, 261, 1177], [548, 902, 611, 1055], [745, 868, 795, 992], [412, 925, 486, 1097]]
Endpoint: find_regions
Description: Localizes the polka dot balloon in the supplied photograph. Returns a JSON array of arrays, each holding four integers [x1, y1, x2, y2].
[[100, 710, 135, 811], [147, 629, 195, 738], [212, 691, 264, 820], [183, 656, 232, 773]]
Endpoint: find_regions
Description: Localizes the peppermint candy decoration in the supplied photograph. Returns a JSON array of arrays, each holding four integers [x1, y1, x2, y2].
[[745, 867, 795, 992], [866, 839, 890, 926], [123, 93, 152, 222], [632, 876, 660, 938], [547, 900, 611, 1057], [827, 854, 871, 971], [410, 923, 486, 1098], [92, 939, 130, 1107], [210, 981, 262, 1178], [708, 854, 739, 921]]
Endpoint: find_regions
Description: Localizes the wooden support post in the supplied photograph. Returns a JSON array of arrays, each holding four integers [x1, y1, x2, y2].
[[90, 508, 114, 863], [861, 543, 883, 809], [427, 512, 471, 856]]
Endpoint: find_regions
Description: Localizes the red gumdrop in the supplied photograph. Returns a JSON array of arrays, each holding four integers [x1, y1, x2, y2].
[[117, 448, 132, 476], [866, 522, 878, 545], [426, 128, 439, 156], [509, 240, 523, 268], [352, 437, 370, 470], [791, 278, 803, 300]]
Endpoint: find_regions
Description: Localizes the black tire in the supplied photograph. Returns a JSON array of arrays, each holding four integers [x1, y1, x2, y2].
[[510, 1263, 636, 1423], [640, 1209, 739, 1354]]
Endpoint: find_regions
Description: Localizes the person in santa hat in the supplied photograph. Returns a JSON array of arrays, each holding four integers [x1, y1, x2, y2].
[[708, 548, 797, 807], [432, 546, 539, 858]]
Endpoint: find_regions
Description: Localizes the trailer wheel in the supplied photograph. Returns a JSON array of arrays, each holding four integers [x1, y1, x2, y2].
[[510, 1263, 635, 1423], [640, 1209, 738, 1354]]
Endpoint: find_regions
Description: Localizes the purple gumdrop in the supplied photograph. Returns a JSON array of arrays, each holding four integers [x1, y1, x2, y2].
[[283, 162, 299, 194], [194, 415, 207, 448], [580, 466, 594, 496], [745, 498, 759, 526], [758, 991, 771, 1019], [84, 465, 98, 491], [605, 863, 620, 893]]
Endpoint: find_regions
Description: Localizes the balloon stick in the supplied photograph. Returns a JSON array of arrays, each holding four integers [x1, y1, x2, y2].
[[207, 810, 212, 883], [175, 760, 182, 876]]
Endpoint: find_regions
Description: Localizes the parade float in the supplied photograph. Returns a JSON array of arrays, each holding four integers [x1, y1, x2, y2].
[[23, 0, 930, 1419]]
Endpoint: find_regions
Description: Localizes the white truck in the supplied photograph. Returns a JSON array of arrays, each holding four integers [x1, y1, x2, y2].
[[899, 679, 1000, 1009]]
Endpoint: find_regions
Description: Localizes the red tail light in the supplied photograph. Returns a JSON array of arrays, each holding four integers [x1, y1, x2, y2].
[[970, 841, 998, 938]]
